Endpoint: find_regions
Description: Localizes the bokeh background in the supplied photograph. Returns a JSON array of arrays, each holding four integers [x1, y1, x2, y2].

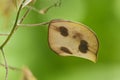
[[0, 0, 120, 80]]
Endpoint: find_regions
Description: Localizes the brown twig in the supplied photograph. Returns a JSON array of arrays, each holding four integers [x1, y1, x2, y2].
[[0, 0, 26, 48], [0, 49, 8, 80], [0, 34, 9, 36], [0, 0, 26, 80], [0, 63, 21, 71], [18, 21, 50, 27], [16, 7, 31, 30]]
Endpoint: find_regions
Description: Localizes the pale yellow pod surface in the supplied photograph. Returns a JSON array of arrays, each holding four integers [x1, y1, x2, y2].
[[48, 19, 99, 63]]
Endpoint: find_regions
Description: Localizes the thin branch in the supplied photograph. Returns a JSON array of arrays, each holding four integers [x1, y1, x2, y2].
[[26, 0, 61, 14], [0, 34, 9, 36], [17, 0, 61, 27], [26, 5, 40, 14], [18, 8, 31, 24], [0, 49, 8, 80], [0, 0, 26, 80], [40, 0, 61, 14], [18, 21, 50, 27], [0, 0, 26, 48], [46, 0, 61, 11], [0, 63, 21, 71], [16, 7, 31, 30]]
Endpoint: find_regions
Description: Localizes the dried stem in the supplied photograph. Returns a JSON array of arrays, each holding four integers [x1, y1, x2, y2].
[[40, 0, 61, 14], [0, 0, 26, 48], [0, 0, 26, 80], [16, 6, 31, 30], [26, 0, 61, 14], [0, 49, 8, 80], [19, 8, 31, 24], [26, 5, 40, 14], [18, 21, 50, 27], [0, 63, 21, 71], [0, 34, 9, 36]]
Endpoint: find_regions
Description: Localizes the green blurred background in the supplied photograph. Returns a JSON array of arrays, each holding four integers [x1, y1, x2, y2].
[[0, 0, 120, 80]]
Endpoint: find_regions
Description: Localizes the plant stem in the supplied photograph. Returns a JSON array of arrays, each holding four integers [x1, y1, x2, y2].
[[0, 34, 9, 36], [18, 21, 50, 27], [0, 0, 26, 80], [26, 5, 40, 14], [19, 7, 31, 24], [0, 49, 8, 80], [0, 0, 25, 48], [0, 63, 21, 71], [16, 7, 31, 30], [26, 0, 61, 14]]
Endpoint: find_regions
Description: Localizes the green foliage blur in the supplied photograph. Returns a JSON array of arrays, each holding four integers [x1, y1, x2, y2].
[[0, 0, 120, 80]]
